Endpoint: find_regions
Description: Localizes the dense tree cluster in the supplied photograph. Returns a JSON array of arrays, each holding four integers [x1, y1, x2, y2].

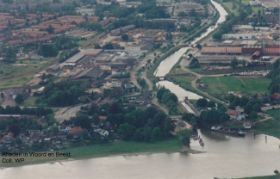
[[112, 17, 176, 31], [38, 35, 78, 58], [117, 107, 173, 142], [54, 35, 78, 50], [198, 107, 229, 127], [177, 129, 192, 147], [102, 43, 115, 49], [93, 0, 175, 31], [38, 43, 59, 57], [228, 95, 249, 107], [189, 58, 200, 69], [183, 102, 230, 129], [250, 8, 279, 27], [182, 113, 198, 127], [212, 15, 236, 40], [141, 5, 169, 19], [0, 106, 55, 135], [95, 0, 169, 19], [37, 80, 87, 107], [230, 58, 239, 69], [121, 34, 129, 41], [65, 103, 174, 142], [1, 46, 17, 63], [15, 94, 25, 104], [213, 4, 251, 40], [95, 4, 135, 18], [228, 95, 262, 120], [0, 118, 41, 136], [79, 22, 104, 32], [0, 106, 52, 116], [268, 59, 280, 94], [58, 48, 80, 62], [157, 88, 178, 114], [196, 98, 215, 108]]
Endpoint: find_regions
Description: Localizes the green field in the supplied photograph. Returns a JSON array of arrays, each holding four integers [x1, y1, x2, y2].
[[218, 0, 240, 15], [255, 109, 280, 138], [219, 0, 264, 15], [23, 96, 38, 106], [0, 59, 54, 89], [167, 74, 196, 92], [240, 0, 265, 13], [201, 76, 271, 97]]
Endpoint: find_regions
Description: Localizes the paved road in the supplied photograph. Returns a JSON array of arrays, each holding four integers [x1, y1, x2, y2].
[[179, 54, 229, 106], [130, 50, 170, 114], [130, 51, 156, 90]]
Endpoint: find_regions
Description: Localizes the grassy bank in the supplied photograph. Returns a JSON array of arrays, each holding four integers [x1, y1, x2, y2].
[[255, 109, 280, 138], [201, 75, 270, 97], [65, 139, 181, 158], [146, 45, 182, 88], [166, 75, 196, 92], [192, 66, 272, 75], [0, 139, 181, 167], [236, 175, 279, 179], [217, 0, 240, 15]]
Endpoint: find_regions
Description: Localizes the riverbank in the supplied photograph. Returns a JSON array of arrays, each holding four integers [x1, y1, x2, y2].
[[153, 0, 228, 107], [0, 139, 182, 168], [1, 132, 279, 179], [65, 139, 181, 159], [236, 175, 279, 179], [255, 109, 280, 138]]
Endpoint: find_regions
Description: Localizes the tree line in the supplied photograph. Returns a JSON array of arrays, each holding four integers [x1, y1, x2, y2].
[[157, 88, 179, 114], [37, 79, 88, 107], [0, 106, 52, 116], [64, 102, 175, 143], [212, 3, 252, 41], [268, 59, 280, 95]]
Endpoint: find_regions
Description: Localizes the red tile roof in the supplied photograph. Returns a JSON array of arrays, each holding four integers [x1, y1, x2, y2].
[[201, 47, 242, 54], [69, 126, 84, 135], [263, 47, 280, 55], [272, 93, 280, 100]]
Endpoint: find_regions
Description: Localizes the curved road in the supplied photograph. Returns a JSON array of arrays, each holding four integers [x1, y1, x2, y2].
[[179, 59, 229, 106]]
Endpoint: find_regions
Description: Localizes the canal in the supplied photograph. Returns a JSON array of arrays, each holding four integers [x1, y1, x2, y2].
[[1, 1, 279, 179]]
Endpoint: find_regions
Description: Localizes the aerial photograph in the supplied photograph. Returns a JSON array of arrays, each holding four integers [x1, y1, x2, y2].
[[0, 0, 279, 178]]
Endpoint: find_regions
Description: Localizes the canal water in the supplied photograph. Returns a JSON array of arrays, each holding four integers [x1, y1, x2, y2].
[[1, 1, 279, 179], [154, 0, 228, 105]]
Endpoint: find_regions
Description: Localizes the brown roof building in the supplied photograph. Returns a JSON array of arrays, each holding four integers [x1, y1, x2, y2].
[[201, 46, 280, 56], [263, 47, 280, 56], [201, 47, 242, 55]]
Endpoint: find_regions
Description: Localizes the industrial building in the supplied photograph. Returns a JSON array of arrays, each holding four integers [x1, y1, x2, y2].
[[201, 46, 280, 56]]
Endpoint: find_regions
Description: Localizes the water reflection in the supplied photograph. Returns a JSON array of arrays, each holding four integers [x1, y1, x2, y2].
[[0, 133, 279, 179], [0, 1, 278, 179]]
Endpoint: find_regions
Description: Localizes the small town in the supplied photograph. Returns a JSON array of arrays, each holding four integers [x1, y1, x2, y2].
[[0, 0, 279, 179]]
